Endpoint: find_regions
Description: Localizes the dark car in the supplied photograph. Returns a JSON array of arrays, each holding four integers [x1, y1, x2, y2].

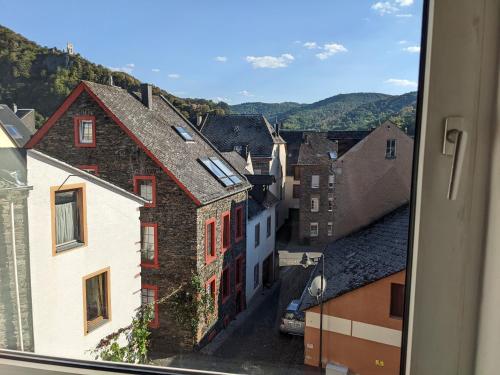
[[279, 299, 305, 336]]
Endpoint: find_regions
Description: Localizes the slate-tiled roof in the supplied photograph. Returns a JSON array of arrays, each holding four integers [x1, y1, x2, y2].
[[221, 151, 250, 175], [248, 191, 279, 219], [297, 132, 339, 165], [200, 114, 285, 158], [83, 81, 250, 204], [301, 205, 409, 310], [328, 130, 372, 156], [0, 104, 33, 147]]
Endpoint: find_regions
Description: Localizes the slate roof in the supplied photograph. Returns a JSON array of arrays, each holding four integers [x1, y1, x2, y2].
[[221, 151, 250, 175], [301, 205, 409, 310], [248, 191, 279, 219], [0, 104, 33, 147], [328, 130, 372, 156], [82, 81, 251, 205], [0, 148, 28, 192], [200, 114, 285, 158], [246, 174, 276, 186], [297, 132, 339, 165]]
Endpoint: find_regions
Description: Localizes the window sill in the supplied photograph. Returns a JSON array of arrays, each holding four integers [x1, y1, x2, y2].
[[86, 318, 109, 334], [55, 241, 85, 254], [141, 262, 159, 269], [205, 254, 217, 265]]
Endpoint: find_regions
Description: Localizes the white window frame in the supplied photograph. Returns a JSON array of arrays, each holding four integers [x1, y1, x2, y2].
[[328, 174, 335, 189], [311, 197, 319, 212], [311, 175, 320, 188], [327, 222, 333, 236], [310, 222, 319, 237]]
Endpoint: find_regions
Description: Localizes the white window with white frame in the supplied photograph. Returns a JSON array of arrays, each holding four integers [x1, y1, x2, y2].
[[328, 174, 335, 189], [328, 195, 333, 212], [328, 222, 333, 236], [311, 197, 319, 212], [311, 175, 320, 188], [310, 222, 319, 237]]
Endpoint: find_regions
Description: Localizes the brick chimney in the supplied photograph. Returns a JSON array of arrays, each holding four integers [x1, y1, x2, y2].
[[141, 83, 153, 110]]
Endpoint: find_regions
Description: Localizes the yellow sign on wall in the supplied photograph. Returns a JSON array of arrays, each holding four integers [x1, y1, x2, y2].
[[375, 359, 385, 367]]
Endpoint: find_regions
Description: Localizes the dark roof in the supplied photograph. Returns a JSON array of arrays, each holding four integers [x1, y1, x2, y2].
[[0, 104, 33, 147], [221, 151, 249, 175], [14, 108, 34, 119], [301, 205, 409, 310], [246, 174, 276, 186], [297, 132, 339, 165], [327, 130, 372, 156], [200, 114, 284, 158], [248, 191, 279, 219], [82, 81, 250, 204]]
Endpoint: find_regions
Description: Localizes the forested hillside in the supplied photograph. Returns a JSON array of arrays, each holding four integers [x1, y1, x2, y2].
[[0, 25, 229, 128], [231, 92, 417, 134]]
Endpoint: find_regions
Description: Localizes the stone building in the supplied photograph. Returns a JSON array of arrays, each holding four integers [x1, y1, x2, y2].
[[25, 81, 251, 354], [200, 114, 287, 229]]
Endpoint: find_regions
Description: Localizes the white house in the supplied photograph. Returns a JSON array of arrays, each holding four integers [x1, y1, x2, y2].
[[245, 192, 278, 304], [26, 150, 145, 360]]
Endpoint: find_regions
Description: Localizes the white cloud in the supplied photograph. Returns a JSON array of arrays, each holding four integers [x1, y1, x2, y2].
[[396, 13, 413, 17], [316, 43, 348, 60], [395, 0, 413, 6], [385, 78, 418, 88], [403, 46, 420, 53], [214, 97, 231, 103], [398, 40, 408, 44], [168, 73, 180, 79], [371, 2, 399, 15], [151, 68, 160, 72], [214, 56, 227, 62], [303, 42, 319, 49], [109, 63, 135, 74], [239, 90, 254, 97], [245, 54, 294, 69], [294, 40, 302, 44]]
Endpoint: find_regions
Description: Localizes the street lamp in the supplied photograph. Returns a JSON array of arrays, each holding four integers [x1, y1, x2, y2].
[[302, 252, 326, 371]]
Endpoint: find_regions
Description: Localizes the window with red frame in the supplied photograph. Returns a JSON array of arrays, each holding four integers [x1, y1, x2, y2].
[[235, 256, 243, 286], [141, 223, 158, 268], [141, 285, 159, 328], [222, 267, 230, 302], [222, 212, 231, 252], [73, 116, 96, 147], [78, 165, 99, 176], [205, 219, 216, 263], [206, 276, 216, 304], [133, 176, 156, 207], [235, 206, 244, 241]]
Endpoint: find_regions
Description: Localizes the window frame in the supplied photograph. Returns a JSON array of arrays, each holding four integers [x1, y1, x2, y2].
[[235, 205, 244, 243], [311, 175, 320, 188], [328, 195, 333, 212], [221, 266, 231, 304], [73, 115, 96, 148], [141, 284, 159, 328], [292, 184, 301, 199], [386, 138, 397, 159], [328, 174, 335, 189], [254, 223, 260, 248], [310, 222, 319, 237], [266, 215, 272, 238], [78, 165, 99, 176], [205, 218, 217, 264], [140, 222, 159, 269], [253, 263, 260, 289], [82, 267, 111, 335], [235, 254, 244, 288], [50, 183, 88, 256], [133, 175, 156, 208], [327, 222, 333, 236], [311, 197, 319, 212], [221, 211, 231, 253]]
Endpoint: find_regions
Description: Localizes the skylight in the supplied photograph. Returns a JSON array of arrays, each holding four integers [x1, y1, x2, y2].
[[5, 124, 23, 139], [200, 157, 242, 187], [328, 151, 338, 160], [173, 126, 194, 142]]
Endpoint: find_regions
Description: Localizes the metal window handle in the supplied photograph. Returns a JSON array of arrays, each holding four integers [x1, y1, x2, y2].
[[442, 117, 467, 200]]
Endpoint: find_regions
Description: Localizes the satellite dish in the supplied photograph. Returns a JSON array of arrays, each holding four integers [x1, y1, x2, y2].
[[308, 275, 327, 298]]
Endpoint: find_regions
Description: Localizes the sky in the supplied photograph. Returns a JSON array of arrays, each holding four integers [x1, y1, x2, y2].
[[0, 0, 423, 104]]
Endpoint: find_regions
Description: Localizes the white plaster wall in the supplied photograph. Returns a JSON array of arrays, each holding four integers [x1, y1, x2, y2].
[[268, 144, 287, 229], [0, 126, 15, 148], [245, 205, 276, 304], [26, 154, 142, 360]]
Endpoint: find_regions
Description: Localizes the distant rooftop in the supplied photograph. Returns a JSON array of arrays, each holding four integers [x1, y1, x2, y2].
[[0, 104, 34, 147]]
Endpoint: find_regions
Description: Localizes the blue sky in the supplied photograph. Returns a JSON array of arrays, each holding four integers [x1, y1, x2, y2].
[[0, 0, 423, 104]]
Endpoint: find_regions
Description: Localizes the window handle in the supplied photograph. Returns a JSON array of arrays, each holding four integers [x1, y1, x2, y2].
[[442, 117, 468, 200]]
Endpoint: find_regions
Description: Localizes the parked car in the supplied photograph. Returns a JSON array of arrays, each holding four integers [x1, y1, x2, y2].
[[279, 299, 305, 336]]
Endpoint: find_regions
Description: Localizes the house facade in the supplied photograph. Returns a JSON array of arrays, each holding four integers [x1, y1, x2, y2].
[[301, 206, 409, 374], [282, 123, 412, 245], [26, 150, 145, 359], [200, 114, 287, 229], [25, 81, 251, 353]]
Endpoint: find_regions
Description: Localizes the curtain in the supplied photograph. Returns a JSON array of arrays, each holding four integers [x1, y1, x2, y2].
[[55, 201, 77, 245], [86, 274, 106, 321]]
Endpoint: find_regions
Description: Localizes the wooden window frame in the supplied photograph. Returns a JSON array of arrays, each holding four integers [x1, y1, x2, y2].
[[133, 175, 156, 208], [235, 254, 244, 288], [73, 115, 96, 148], [235, 205, 244, 243], [221, 211, 231, 253], [50, 183, 88, 256], [205, 274, 217, 312], [205, 218, 217, 264], [390, 282, 405, 319], [142, 284, 159, 328], [140, 222, 159, 269], [78, 165, 99, 176], [221, 266, 231, 304], [82, 267, 111, 335]]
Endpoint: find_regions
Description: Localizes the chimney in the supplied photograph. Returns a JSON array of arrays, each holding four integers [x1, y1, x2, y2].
[[196, 114, 203, 127], [140, 83, 153, 110], [12, 103, 17, 113], [275, 121, 281, 135]]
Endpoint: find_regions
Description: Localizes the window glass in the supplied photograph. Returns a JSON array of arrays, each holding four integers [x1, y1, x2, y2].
[[222, 213, 230, 250], [255, 223, 260, 247], [253, 264, 259, 289], [79, 120, 94, 144], [267, 216, 272, 237], [311, 197, 319, 212], [206, 220, 215, 258], [85, 271, 109, 333], [311, 175, 319, 188], [139, 180, 153, 202], [54, 189, 83, 251], [141, 225, 156, 263]]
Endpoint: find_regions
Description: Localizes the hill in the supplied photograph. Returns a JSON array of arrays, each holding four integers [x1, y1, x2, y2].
[[0, 25, 229, 128], [230, 92, 417, 134]]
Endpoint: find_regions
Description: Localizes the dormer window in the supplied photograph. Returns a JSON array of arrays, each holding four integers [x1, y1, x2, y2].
[[328, 151, 337, 160], [173, 126, 194, 142], [74, 116, 96, 147]]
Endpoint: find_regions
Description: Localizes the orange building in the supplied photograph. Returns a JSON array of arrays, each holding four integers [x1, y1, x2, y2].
[[301, 206, 408, 374]]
